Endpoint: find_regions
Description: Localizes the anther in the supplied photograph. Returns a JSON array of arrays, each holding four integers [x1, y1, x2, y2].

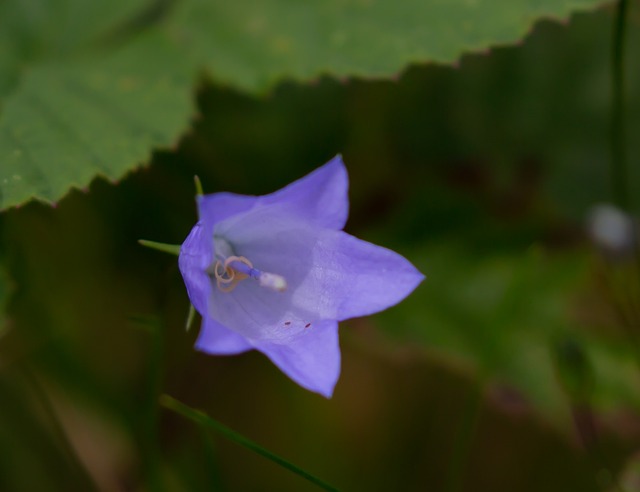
[[258, 272, 288, 292]]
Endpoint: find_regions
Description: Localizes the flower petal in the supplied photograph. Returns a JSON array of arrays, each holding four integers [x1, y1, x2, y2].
[[210, 210, 326, 342], [254, 320, 340, 398], [197, 192, 258, 226], [197, 155, 348, 231], [178, 222, 214, 315], [316, 232, 426, 321], [211, 209, 423, 340], [195, 316, 253, 355], [261, 155, 349, 229]]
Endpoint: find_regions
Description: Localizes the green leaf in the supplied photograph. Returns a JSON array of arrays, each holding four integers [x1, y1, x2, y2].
[[0, 0, 150, 98], [376, 244, 640, 424], [0, 0, 607, 210], [175, 0, 607, 92], [0, 29, 195, 209], [160, 394, 340, 492], [0, 0, 194, 209]]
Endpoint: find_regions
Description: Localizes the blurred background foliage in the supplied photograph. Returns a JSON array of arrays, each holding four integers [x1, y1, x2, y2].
[[2, 1, 640, 491]]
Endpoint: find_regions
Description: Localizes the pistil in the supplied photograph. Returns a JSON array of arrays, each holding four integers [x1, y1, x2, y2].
[[212, 255, 287, 293]]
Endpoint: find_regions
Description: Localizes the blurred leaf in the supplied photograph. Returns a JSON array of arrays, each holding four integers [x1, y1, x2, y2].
[[376, 244, 640, 424], [0, 0, 608, 210], [554, 336, 595, 406], [0, 0, 145, 97]]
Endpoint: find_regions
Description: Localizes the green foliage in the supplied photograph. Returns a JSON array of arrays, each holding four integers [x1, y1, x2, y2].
[[375, 244, 640, 423], [0, 0, 607, 210]]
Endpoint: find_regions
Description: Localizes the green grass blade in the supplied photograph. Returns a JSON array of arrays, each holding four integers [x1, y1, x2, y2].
[[160, 394, 340, 492]]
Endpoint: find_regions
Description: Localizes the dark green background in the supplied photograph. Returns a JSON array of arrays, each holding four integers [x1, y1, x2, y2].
[[2, 4, 640, 491]]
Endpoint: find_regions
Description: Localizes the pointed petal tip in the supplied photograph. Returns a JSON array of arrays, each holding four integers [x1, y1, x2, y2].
[[324, 232, 426, 320], [270, 352, 340, 398], [287, 372, 338, 399], [316, 385, 336, 399], [325, 153, 347, 171], [398, 263, 427, 301], [194, 317, 254, 355], [285, 362, 338, 398], [253, 321, 341, 398], [309, 154, 346, 179]]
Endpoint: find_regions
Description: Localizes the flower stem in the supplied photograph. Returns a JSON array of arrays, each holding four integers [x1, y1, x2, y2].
[[160, 394, 340, 492], [611, 0, 629, 210]]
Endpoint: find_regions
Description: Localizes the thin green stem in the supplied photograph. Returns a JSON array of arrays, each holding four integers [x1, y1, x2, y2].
[[194, 175, 204, 196], [611, 0, 629, 210], [185, 304, 196, 331], [138, 239, 181, 256], [200, 427, 226, 491], [160, 394, 340, 492]]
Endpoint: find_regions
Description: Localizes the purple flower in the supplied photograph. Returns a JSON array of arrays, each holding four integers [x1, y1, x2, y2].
[[179, 156, 424, 397]]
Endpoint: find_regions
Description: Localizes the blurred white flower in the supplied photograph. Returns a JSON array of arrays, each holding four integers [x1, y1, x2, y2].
[[587, 203, 636, 256]]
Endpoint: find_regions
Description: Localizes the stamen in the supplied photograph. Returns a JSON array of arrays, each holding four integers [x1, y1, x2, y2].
[[213, 256, 251, 292], [258, 272, 288, 292], [214, 261, 234, 284], [212, 255, 288, 293]]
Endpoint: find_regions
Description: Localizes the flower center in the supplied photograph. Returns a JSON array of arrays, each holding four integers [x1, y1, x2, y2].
[[211, 236, 287, 293], [213, 255, 252, 292]]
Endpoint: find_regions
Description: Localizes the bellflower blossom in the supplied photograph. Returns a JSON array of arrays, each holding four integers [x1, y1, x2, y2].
[[179, 156, 424, 397]]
